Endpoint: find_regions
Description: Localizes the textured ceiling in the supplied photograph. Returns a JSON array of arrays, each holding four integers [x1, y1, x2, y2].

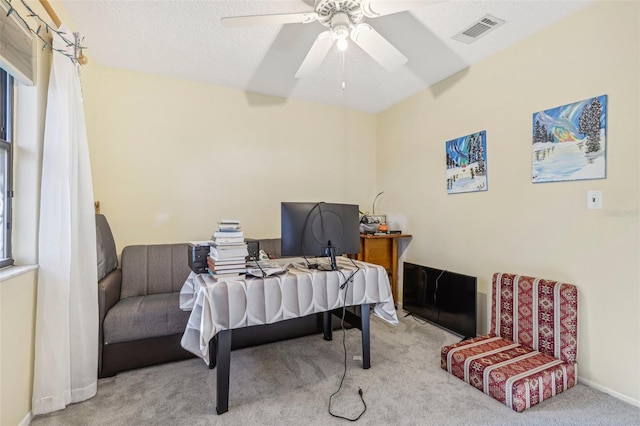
[[60, 0, 591, 114]]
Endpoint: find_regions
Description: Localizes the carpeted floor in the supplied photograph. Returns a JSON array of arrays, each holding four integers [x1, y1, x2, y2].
[[31, 313, 640, 425]]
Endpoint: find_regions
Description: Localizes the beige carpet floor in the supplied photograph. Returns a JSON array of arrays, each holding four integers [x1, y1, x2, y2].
[[32, 313, 640, 425]]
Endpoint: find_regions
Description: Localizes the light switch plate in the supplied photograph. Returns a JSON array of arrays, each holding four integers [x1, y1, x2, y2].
[[587, 190, 602, 209]]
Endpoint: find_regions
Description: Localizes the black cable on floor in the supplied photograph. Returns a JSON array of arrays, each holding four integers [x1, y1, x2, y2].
[[328, 267, 367, 422]]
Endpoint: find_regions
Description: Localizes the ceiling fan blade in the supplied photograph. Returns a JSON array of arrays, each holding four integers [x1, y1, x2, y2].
[[350, 24, 407, 71], [362, 0, 431, 18], [294, 31, 334, 78], [221, 12, 318, 28]]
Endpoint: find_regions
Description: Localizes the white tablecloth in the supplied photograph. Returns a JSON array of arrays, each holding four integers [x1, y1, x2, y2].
[[180, 257, 398, 364]]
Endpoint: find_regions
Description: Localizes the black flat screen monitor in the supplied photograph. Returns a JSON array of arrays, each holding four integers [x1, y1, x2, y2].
[[403, 262, 477, 339], [281, 202, 360, 270]]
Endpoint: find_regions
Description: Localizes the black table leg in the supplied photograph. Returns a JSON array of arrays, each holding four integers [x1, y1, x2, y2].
[[361, 304, 370, 369], [208, 335, 217, 369], [323, 311, 333, 341], [215, 329, 232, 415]]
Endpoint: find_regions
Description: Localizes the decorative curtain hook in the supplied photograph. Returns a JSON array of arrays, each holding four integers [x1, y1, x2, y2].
[[73, 32, 88, 65]]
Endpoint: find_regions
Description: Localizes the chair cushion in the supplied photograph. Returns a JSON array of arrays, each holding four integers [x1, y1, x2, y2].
[[103, 292, 191, 344], [442, 334, 577, 412], [491, 273, 578, 363]]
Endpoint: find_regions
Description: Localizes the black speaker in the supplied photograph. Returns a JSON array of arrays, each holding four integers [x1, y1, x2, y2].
[[188, 243, 210, 274], [245, 238, 260, 260]]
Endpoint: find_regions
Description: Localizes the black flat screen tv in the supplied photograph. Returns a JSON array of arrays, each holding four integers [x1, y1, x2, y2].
[[402, 262, 477, 339], [281, 202, 360, 270]]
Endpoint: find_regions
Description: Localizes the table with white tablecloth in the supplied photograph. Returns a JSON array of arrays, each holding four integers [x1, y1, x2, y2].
[[179, 256, 398, 414]]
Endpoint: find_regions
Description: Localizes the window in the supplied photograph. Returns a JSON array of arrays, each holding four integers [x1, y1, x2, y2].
[[0, 68, 13, 268]]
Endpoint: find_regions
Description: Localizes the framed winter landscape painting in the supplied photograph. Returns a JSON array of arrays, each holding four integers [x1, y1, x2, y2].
[[532, 95, 607, 183], [446, 130, 488, 194]]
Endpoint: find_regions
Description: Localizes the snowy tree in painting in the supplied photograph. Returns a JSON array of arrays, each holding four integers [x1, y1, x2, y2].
[[579, 97, 603, 154], [532, 95, 607, 183]]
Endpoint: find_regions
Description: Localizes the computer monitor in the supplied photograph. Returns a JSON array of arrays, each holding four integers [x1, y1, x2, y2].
[[281, 202, 360, 270]]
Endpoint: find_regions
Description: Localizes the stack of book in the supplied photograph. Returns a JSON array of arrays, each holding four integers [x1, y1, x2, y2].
[[207, 220, 248, 281]]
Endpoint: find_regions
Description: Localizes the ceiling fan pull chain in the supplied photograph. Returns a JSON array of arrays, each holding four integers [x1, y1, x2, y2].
[[341, 50, 346, 91]]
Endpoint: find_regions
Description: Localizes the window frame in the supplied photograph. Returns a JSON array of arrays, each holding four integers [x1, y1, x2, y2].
[[0, 68, 14, 269]]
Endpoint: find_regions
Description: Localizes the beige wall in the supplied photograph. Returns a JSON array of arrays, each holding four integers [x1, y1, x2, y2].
[[81, 66, 378, 251], [0, 270, 37, 426], [378, 1, 639, 403]]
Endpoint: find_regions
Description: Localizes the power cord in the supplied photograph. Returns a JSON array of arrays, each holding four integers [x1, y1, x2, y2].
[[328, 262, 367, 422], [403, 311, 427, 325], [402, 269, 447, 325], [248, 255, 267, 278]]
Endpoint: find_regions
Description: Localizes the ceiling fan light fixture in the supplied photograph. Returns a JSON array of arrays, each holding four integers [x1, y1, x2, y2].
[[333, 25, 349, 39], [336, 37, 349, 51], [331, 12, 351, 51]]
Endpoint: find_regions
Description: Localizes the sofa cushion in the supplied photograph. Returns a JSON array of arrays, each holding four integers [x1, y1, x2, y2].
[[96, 214, 118, 281], [442, 334, 577, 412], [258, 238, 282, 258], [121, 244, 191, 298], [103, 292, 191, 344]]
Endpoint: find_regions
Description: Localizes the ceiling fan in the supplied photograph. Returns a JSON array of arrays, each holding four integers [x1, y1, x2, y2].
[[221, 0, 428, 78]]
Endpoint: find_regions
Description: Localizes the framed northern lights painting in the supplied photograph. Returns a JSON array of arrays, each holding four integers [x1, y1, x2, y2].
[[532, 95, 607, 183], [446, 130, 488, 194]]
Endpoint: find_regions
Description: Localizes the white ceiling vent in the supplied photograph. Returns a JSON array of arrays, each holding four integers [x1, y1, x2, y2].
[[452, 14, 506, 44]]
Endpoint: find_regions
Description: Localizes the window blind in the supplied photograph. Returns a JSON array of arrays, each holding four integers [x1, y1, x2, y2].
[[0, 2, 35, 86]]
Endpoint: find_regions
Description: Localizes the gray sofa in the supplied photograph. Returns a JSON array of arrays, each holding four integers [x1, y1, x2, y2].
[[98, 243, 193, 378], [96, 216, 338, 378]]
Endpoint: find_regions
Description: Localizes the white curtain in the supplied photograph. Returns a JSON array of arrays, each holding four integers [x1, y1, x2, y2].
[[32, 26, 98, 415]]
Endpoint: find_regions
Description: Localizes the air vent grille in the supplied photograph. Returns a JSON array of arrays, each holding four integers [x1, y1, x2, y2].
[[481, 17, 499, 26], [452, 14, 505, 44]]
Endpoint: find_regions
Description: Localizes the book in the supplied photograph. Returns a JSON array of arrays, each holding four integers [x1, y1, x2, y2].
[[211, 242, 247, 249], [207, 256, 245, 266], [207, 270, 245, 282], [209, 252, 247, 262], [210, 245, 248, 259], [208, 267, 247, 274], [207, 257, 247, 272], [209, 247, 249, 261], [209, 255, 246, 264], [213, 236, 245, 244], [209, 264, 247, 272], [218, 223, 241, 230], [210, 252, 248, 261], [212, 230, 244, 238], [218, 219, 240, 225]]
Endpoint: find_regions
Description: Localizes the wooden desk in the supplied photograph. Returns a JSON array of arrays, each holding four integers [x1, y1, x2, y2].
[[355, 233, 411, 303]]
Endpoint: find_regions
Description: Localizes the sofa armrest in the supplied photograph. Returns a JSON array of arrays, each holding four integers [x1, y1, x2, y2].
[[99, 268, 122, 317], [98, 268, 122, 377]]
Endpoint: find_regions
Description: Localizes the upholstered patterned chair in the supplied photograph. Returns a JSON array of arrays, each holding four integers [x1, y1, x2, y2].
[[441, 272, 578, 412]]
